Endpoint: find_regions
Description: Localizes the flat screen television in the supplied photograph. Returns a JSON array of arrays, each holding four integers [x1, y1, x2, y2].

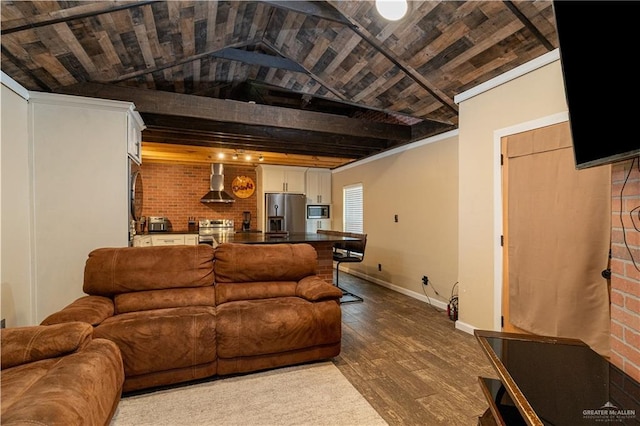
[[553, 1, 640, 169]]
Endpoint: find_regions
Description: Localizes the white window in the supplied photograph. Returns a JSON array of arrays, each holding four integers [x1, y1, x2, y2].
[[343, 183, 363, 233]]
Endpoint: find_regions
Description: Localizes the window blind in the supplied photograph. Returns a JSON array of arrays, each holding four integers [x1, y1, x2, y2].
[[343, 183, 363, 233]]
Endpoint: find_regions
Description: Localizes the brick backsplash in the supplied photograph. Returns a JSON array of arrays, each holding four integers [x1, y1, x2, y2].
[[140, 162, 258, 232], [610, 158, 640, 381]]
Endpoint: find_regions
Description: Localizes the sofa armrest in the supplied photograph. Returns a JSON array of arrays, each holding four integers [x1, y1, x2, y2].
[[40, 295, 114, 326], [296, 276, 343, 301], [1, 322, 93, 370]]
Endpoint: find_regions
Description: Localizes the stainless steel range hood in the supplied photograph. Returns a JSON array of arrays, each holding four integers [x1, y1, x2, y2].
[[200, 164, 235, 203]]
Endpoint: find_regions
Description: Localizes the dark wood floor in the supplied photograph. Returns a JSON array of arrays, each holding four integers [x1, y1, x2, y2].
[[332, 272, 497, 425]]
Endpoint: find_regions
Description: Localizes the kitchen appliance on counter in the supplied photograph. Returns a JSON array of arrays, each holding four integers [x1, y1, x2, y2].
[[148, 216, 171, 232], [198, 219, 234, 245], [265, 193, 306, 234], [242, 211, 251, 231]]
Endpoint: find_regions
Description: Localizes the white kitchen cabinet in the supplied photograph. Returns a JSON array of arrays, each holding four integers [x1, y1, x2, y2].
[[184, 234, 199, 245], [258, 165, 306, 193], [134, 234, 197, 246], [25, 92, 145, 323], [132, 235, 152, 247], [127, 111, 145, 165], [151, 235, 186, 246], [306, 168, 332, 204], [306, 219, 332, 233]]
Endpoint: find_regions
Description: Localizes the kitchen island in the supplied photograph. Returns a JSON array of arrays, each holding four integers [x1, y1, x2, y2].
[[216, 232, 360, 284]]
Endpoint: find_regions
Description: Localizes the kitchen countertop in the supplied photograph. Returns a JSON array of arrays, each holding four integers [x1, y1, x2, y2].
[[214, 232, 359, 245], [138, 231, 199, 235]]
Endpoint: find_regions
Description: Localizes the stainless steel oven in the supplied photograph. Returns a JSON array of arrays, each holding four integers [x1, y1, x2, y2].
[[198, 219, 234, 246], [306, 205, 330, 219]]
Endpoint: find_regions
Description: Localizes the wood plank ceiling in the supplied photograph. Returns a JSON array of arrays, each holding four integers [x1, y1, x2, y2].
[[1, 1, 559, 168]]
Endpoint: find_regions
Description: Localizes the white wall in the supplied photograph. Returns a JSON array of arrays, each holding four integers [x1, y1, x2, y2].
[[456, 53, 568, 331], [29, 93, 132, 322], [1, 78, 32, 326], [331, 51, 569, 332], [332, 132, 459, 308], [1, 84, 137, 325]]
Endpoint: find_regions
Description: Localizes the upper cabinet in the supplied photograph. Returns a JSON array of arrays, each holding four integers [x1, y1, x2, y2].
[[127, 109, 145, 164], [258, 165, 306, 193], [306, 168, 332, 204]]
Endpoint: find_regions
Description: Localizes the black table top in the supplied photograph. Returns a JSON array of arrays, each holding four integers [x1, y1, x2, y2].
[[214, 232, 359, 245], [475, 330, 640, 425]]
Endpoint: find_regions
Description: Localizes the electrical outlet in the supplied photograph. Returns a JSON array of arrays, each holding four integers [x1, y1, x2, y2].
[[422, 276, 428, 286], [378, 263, 382, 271]]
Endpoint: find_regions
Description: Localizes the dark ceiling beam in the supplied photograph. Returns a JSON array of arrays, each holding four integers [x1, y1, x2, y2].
[[503, 1, 555, 51], [260, 1, 355, 27], [211, 47, 306, 72], [326, 3, 459, 117], [142, 127, 379, 159], [56, 82, 412, 141], [259, 39, 350, 103], [108, 41, 255, 83], [410, 120, 457, 141], [141, 113, 390, 158], [278, 1, 458, 118], [0, 1, 159, 35]]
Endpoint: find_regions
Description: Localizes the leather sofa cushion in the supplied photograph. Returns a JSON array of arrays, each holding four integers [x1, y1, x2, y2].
[[1, 322, 93, 370], [214, 243, 317, 283], [215, 281, 297, 305], [216, 298, 341, 358], [84, 245, 215, 296], [1, 338, 123, 426], [40, 296, 114, 326], [94, 306, 216, 377], [115, 287, 216, 314]]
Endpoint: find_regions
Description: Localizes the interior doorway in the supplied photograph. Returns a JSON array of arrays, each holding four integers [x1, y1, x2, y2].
[[500, 121, 611, 356]]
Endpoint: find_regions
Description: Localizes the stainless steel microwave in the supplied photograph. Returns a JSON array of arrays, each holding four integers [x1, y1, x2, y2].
[[307, 205, 330, 219]]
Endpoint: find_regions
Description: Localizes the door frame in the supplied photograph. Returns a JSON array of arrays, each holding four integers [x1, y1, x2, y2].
[[492, 111, 569, 331]]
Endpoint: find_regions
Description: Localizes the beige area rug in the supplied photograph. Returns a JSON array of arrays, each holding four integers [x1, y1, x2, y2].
[[110, 361, 388, 426]]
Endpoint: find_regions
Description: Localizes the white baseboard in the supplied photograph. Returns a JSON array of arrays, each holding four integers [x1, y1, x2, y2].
[[454, 320, 476, 335], [340, 266, 479, 336], [341, 267, 449, 311]]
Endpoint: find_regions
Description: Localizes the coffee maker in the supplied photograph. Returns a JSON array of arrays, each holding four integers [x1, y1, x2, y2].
[[242, 211, 251, 231]]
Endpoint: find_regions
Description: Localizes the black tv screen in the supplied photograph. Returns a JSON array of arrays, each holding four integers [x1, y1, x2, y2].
[[553, 1, 640, 169]]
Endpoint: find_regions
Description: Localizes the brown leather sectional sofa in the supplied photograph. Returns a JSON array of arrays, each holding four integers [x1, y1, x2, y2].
[[40, 242, 343, 393], [1, 322, 124, 426]]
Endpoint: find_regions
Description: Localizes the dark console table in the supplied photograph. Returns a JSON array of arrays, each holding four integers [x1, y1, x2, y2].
[[474, 330, 640, 425]]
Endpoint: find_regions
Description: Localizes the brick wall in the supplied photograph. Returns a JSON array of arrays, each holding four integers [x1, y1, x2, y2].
[[610, 158, 640, 381], [140, 162, 258, 232], [139, 162, 337, 284]]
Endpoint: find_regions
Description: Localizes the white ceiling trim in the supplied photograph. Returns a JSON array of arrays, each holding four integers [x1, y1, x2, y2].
[[333, 129, 459, 172], [1, 71, 29, 100], [454, 49, 561, 104]]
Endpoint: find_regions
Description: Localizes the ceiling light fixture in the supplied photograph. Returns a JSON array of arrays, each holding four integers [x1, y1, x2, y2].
[[245, 154, 251, 161], [232, 152, 238, 160], [217, 152, 225, 159], [259, 155, 264, 162], [375, 0, 408, 21]]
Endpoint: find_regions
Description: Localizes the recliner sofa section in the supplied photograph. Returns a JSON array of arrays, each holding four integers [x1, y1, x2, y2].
[[41, 243, 342, 393], [0, 322, 124, 426]]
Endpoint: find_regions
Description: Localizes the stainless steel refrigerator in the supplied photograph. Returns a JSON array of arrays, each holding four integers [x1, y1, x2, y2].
[[265, 193, 307, 233]]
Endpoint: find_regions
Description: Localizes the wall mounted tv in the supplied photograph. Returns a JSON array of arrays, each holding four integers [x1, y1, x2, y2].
[[553, 1, 639, 170]]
